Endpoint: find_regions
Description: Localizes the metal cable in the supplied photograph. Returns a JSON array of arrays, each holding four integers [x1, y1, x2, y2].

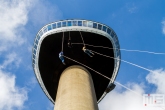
[[72, 43, 165, 55], [79, 31, 85, 47], [62, 31, 64, 51], [63, 55, 141, 96]]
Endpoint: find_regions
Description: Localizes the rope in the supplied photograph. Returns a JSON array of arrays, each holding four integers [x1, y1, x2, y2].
[[62, 31, 64, 51], [63, 55, 165, 110], [89, 49, 153, 73], [72, 43, 165, 55], [63, 55, 141, 96], [69, 31, 70, 40], [79, 31, 85, 47]]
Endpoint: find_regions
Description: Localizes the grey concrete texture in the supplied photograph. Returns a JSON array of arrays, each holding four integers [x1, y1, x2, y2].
[[54, 65, 99, 110]]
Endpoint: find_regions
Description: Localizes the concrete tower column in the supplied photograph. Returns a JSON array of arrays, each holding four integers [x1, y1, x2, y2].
[[54, 65, 99, 110]]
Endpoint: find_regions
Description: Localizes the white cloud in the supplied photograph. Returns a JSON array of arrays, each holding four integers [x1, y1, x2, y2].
[[99, 69, 165, 110], [0, 0, 34, 52], [162, 20, 165, 35], [146, 69, 165, 94], [0, 70, 28, 110], [0, 53, 21, 70], [126, 3, 138, 14], [29, 0, 62, 27]]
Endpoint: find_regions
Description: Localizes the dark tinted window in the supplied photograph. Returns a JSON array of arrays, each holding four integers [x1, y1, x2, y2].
[[93, 23, 97, 28], [33, 54, 35, 59], [57, 22, 61, 28], [35, 39, 38, 45], [47, 25, 52, 30], [34, 44, 37, 49], [33, 49, 36, 55], [107, 28, 111, 34], [67, 21, 72, 26], [52, 23, 56, 29], [78, 21, 82, 26], [37, 34, 40, 40], [73, 21, 77, 26], [33, 59, 35, 64], [62, 21, 66, 27], [103, 26, 107, 32], [98, 24, 102, 30], [111, 32, 115, 38]]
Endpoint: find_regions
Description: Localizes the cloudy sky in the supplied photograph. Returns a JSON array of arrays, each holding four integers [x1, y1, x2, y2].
[[0, 0, 165, 110]]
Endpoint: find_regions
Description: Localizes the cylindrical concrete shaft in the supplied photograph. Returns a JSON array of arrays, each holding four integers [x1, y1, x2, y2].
[[54, 65, 98, 110]]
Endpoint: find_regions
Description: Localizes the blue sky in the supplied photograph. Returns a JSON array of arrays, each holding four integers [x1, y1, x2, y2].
[[0, 0, 165, 110]]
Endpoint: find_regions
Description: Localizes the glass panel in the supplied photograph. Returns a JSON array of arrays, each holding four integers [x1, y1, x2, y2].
[[43, 27, 47, 33], [113, 36, 117, 42], [88, 21, 93, 27], [33, 59, 35, 64], [111, 32, 115, 38], [83, 21, 87, 27], [52, 23, 56, 29], [103, 26, 107, 32], [62, 21, 66, 27], [107, 28, 111, 34], [98, 24, 102, 30], [34, 44, 37, 49], [33, 49, 36, 55], [37, 34, 40, 40], [32, 63, 35, 68], [47, 25, 52, 30], [35, 39, 38, 45], [93, 23, 97, 28], [39, 30, 43, 36], [78, 21, 82, 26], [33, 54, 35, 59], [57, 22, 61, 28], [67, 21, 72, 26], [73, 21, 77, 26]]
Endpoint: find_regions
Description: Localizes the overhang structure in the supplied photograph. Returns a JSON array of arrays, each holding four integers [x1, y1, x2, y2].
[[32, 19, 121, 104]]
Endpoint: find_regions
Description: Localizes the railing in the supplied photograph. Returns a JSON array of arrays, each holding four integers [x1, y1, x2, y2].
[[32, 19, 121, 103]]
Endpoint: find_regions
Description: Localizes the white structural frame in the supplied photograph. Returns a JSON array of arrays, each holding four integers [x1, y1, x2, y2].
[[32, 19, 121, 104]]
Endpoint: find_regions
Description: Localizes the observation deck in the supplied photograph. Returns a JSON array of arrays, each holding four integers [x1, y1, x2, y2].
[[32, 19, 121, 104]]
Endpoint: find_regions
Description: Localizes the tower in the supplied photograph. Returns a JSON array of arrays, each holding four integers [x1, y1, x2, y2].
[[32, 19, 121, 110]]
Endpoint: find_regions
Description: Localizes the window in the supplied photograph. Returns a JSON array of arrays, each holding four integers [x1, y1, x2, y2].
[[57, 22, 61, 28], [33, 49, 36, 55], [113, 36, 117, 42], [73, 21, 77, 26], [67, 21, 72, 26], [62, 21, 66, 27], [52, 23, 56, 29], [43, 27, 47, 33], [47, 25, 52, 31], [35, 39, 38, 45], [39, 30, 43, 36], [98, 24, 102, 30], [93, 23, 97, 28], [37, 34, 40, 40], [32, 63, 35, 68], [33, 59, 35, 64], [83, 21, 87, 27], [33, 54, 35, 59], [34, 44, 37, 50], [107, 28, 111, 34], [78, 21, 82, 26], [103, 26, 107, 32], [88, 21, 93, 27], [111, 32, 115, 38]]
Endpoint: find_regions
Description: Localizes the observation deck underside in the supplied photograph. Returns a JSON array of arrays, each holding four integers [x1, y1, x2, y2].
[[38, 31, 114, 102]]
